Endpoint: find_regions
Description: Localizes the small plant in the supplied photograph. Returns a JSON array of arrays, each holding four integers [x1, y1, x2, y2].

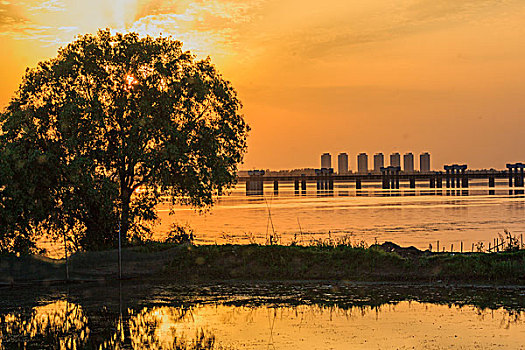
[[290, 232, 299, 246], [335, 234, 354, 247], [267, 231, 280, 245], [220, 233, 235, 244], [475, 241, 485, 252], [354, 240, 369, 249], [165, 224, 195, 245], [499, 229, 521, 252]]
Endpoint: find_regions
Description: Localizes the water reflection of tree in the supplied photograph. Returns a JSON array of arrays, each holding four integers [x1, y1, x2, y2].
[[0, 301, 227, 350], [2, 282, 525, 348], [0, 300, 89, 349]]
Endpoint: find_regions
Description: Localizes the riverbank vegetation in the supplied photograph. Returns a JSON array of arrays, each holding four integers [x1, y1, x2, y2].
[[2, 240, 525, 285]]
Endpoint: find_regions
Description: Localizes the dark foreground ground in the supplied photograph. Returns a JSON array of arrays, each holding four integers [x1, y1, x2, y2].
[[1, 242, 525, 286]]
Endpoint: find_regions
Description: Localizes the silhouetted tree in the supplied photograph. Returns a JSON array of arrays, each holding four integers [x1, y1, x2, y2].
[[0, 29, 248, 252]]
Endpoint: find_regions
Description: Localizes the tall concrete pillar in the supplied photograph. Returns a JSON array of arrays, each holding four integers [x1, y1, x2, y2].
[[301, 179, 307, 194], [295, 180, 300, 194], [509, 167, 514, 188], [446, 169, 451, 188], [409, 177, 416, 189], [356, 178, 362, 190], [489, 176, 495, 195], [382, 169, 389, 189], [451, 169, 456, 188], [274, 180, 279, 195], [515, 167, 521, 187], [246, 180, 251, 195], [436, 175, 442, 188], [429, 176, 435, 188], [461, 169, 468, 188]]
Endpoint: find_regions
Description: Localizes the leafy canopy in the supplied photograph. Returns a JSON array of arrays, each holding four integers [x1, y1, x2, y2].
[[0, 29, 249, 252]]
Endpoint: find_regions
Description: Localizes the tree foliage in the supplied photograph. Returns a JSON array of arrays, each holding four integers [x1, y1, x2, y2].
[[0, 29, 249, 253]]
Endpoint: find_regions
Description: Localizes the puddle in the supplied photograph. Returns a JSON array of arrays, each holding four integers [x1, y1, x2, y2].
[[1, 282, 524, 349]]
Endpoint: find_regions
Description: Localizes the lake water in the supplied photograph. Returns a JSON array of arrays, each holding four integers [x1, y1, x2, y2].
[[1, 282, 524, 349], [37, 179, 525, 257], [159, 180, 525, 251]]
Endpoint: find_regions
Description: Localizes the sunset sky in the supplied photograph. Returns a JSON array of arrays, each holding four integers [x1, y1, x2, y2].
[[1, 0, 525, 170]]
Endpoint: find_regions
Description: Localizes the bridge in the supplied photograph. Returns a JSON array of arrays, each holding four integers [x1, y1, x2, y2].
[[239, 163, 525, 196]]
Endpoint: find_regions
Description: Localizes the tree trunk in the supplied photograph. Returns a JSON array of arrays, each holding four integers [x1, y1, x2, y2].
[[120, 189, 131, 244]]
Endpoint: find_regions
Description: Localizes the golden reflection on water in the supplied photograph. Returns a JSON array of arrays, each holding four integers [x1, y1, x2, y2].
[[0, 300, 89, 349], [1, 300, 525, 349], [126, 306, 219, 350]]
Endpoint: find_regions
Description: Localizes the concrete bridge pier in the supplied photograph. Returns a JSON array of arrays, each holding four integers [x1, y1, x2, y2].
[[246, 170, 265, 196], [246, 179, 264, 196], [429, 176, 435, 188], [295, 180, 300, 194], [301, 178, 307, 195], [274, 180, 279, 195], [514, 163, 525, 194], [381, 166, 400, 190], [356, 178, 362, 190], [461, 169, 469, 188], [382, 172, 389, 189], [516, 166, 524, 187], [506, 163, 525, 194], [488, 176, 495, 195], [315, 168, 333, 194], [508, 166, 514, 188], [409, 177, 416, 189], [445, 164, 467, 189]]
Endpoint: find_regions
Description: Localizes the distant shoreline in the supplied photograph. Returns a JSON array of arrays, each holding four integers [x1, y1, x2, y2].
[[1, 242, 525, 286]]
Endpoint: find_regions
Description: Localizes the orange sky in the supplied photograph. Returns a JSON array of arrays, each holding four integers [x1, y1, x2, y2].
[[1, 0, 525, 170]]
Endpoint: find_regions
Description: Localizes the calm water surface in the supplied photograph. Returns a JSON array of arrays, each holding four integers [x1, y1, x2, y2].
[[1, 282, 525, 349], [159, 180, 525, 250]]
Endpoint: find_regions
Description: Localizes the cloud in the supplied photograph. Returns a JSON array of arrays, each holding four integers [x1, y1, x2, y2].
[[0, 0, 263, 54], [135, 0, 263, 24], [0, 2, 27, 27], [265, 0, 522, 59], [27, 0, 65, 13]]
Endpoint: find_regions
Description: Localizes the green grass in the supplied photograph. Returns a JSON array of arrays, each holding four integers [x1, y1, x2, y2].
[[2, 243, 525, 284], [169, 244, 408, 280], [428, 251, 525, 282], [166, 244, 525, 283]]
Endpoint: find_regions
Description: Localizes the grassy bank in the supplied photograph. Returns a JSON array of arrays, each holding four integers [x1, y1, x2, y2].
[[167, 244, 525, 283], [2, 243, 525, 285]]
